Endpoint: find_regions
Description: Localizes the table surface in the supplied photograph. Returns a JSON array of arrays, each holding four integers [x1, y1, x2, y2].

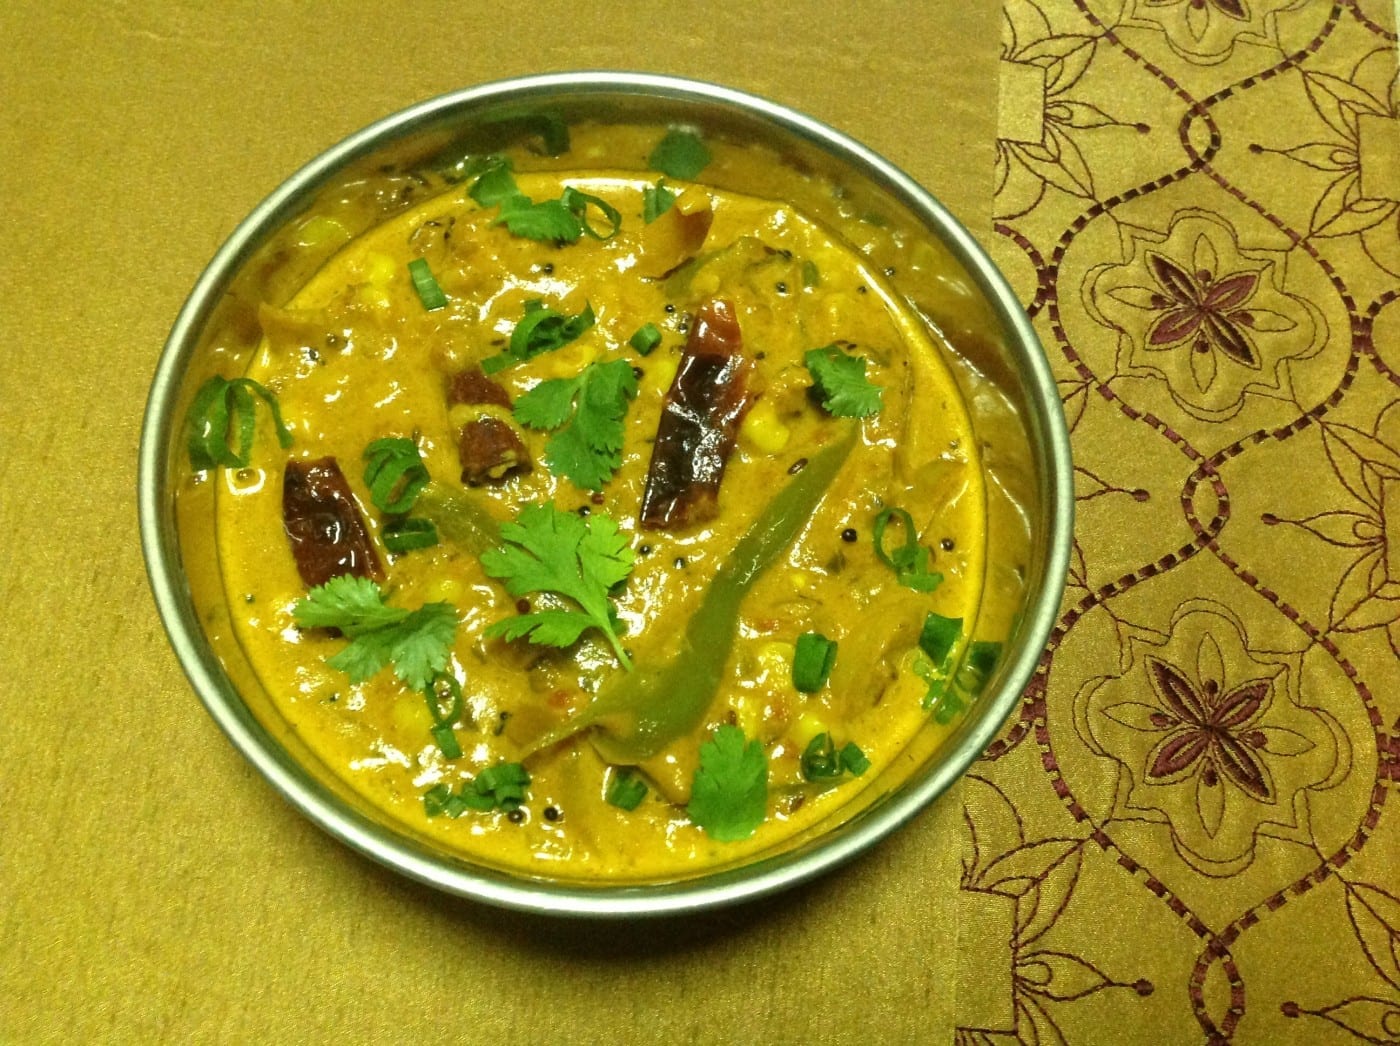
[[4, 2, 1399, 1043]]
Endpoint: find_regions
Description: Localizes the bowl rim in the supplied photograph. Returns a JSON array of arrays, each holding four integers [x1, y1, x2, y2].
[[139, 69, 1073, 918]]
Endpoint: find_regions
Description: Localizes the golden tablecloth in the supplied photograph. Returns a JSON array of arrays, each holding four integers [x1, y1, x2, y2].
[[3, 2, 1397, 1042]]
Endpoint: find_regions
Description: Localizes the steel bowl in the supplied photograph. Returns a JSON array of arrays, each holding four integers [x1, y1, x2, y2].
[[139, 71, 1072, 917]]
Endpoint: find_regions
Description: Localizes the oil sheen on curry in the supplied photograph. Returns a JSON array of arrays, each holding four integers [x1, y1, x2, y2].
[[204, 128, 991, 879]]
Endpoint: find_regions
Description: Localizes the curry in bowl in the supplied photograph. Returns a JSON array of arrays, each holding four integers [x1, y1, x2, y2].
[[147, 78, 1068, 905]]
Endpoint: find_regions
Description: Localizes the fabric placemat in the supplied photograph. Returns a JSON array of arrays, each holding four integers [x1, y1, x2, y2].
[[971, 2, 1400, 1042]]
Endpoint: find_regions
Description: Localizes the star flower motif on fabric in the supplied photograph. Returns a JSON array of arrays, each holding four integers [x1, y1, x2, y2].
[[1087, 209, 1325, 420], [1076, 599, 1344, 875], [1141, 251, 1265, 371], [1122, 0, 1310, 65], [1138, 654, 1275, 800]]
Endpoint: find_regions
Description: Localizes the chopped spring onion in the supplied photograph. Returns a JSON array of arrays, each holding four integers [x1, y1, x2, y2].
[[407, 257, 448, 311], [363, 437, 430, 515], [605, 770, 648, 811], [560, 186, 622, 241], [799, 732, 870, 781], [482, 299, 596, 374], [423, 672, 464, 759], [629, 323, 662, 356], [186, 375, 293, 471], [919, 612, 962, 667], [423, 761, 531, 817], [792, 632, 838, 693]]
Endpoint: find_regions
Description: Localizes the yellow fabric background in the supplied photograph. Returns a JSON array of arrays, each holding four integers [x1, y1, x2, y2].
[[2, 1, 1397, 1044]]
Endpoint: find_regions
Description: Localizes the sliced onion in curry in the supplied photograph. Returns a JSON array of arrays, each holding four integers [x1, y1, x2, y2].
[[631, 195, 713, 279]]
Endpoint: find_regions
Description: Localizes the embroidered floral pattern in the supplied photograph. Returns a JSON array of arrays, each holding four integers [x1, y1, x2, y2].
[[1121, 0, 1314, 65], [1142, 252, 1267, 367], [1257, 47, 1400, 274], [1138, 654, 1276, 800], [970, 0, 1396, 1038], [1078, 600, 1342, 873], [1264, 403, 1400, 656], [957, 777, 1153, 1044], [996, 0, 1137, 217], [1282, 880, 1400, 1038], [1087, 210, 1324, 419]]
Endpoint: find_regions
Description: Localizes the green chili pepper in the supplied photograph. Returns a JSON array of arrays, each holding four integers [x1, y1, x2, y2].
[[414, 481, 502, 557], [541, 423, 858, 763]]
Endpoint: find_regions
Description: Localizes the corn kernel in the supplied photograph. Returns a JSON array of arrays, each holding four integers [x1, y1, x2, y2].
[[732, 695, 765, 739], [793, 712, 827, 747], [739, 399, 791, 454], [757, 641, 794, 673], [425, 577, 463, 604], [357, 285, 392, 312], [648, 352, 680, 392], [363, 252, 398, 286], [548, 341, 596, 376], [692, 269, 721, 296], [391, 696, 432, 736]]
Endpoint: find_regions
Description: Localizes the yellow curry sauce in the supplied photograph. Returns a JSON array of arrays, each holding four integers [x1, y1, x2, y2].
[[212, 136, 989, 879]]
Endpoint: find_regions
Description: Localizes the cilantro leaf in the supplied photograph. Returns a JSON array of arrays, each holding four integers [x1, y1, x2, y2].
[[478, 182, 621, 246], [290, 574, 406, 631], [804, 345, 884, 418], [477, 110, 571, 156], [648, 128, 711, 180], [480, 503, 635, 669], [467, 156, 521, 207], [642, 179, 676, 223], [293, 576, 457, 691], [687, 725, 768, 841], [873, 507, 943, 593], [486, 608, 596, 649], [514, 359, 638, 490], [496, 194, 583, 243], [512, 377, 577, 430]]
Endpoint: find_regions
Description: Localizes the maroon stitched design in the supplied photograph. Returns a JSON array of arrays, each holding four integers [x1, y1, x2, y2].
[[956, 776, 1155, 1043], [972, 0, 1399, 1040]]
